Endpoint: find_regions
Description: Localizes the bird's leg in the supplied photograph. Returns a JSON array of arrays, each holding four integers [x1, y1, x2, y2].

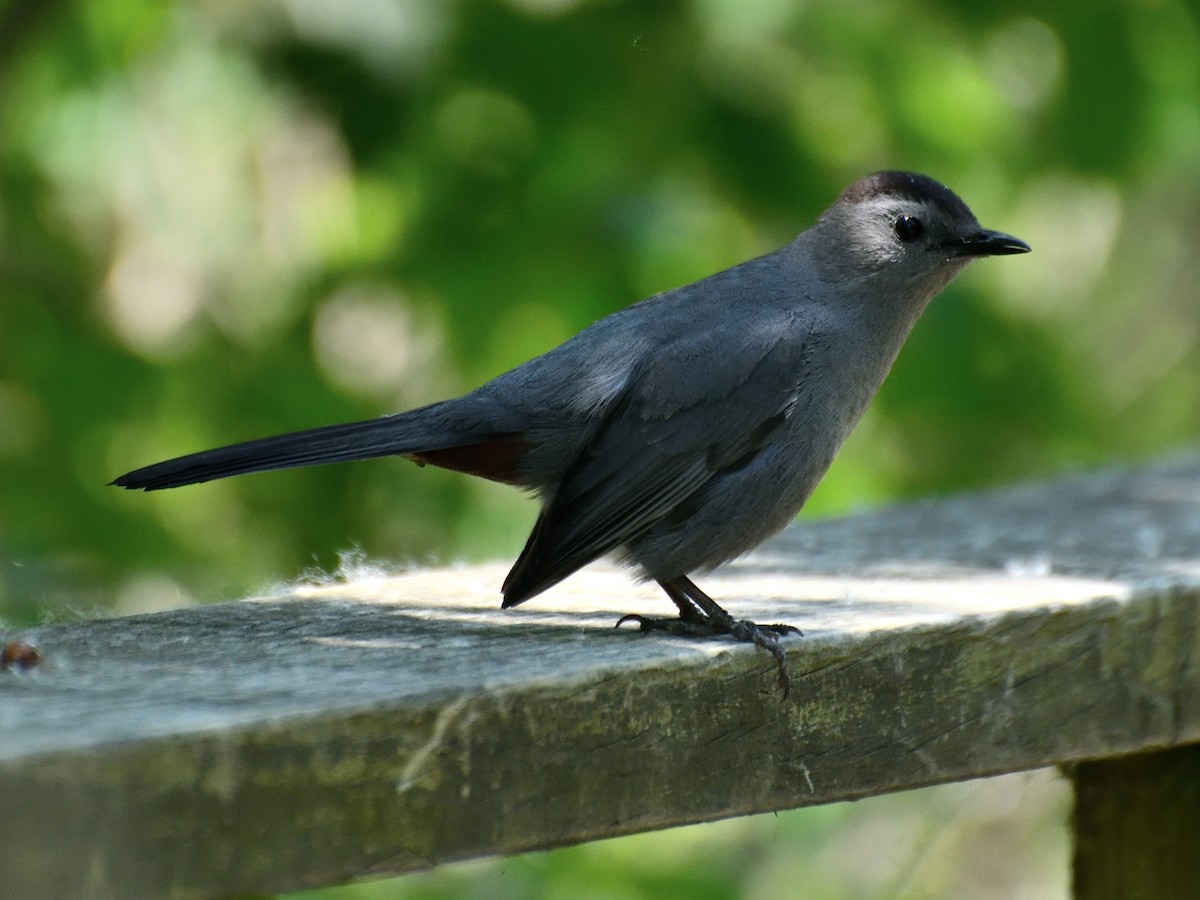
[[617, 577, 708, 628], [615, 575, 801, 697]]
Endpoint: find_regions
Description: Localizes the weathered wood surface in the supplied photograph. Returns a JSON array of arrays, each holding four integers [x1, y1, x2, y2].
[[2, 455, 1199, 899]]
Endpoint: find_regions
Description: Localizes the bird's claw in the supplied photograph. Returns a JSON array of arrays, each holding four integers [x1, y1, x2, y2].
[[728, 619, 795, 698], [615, 611, 801, 699]]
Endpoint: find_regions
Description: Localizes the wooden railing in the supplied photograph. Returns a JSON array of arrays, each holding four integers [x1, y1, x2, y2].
[[2, 455, 1198, 898]]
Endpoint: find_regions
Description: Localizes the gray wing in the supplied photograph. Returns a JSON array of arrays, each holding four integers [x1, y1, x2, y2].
[[501, 308, 810, 605]]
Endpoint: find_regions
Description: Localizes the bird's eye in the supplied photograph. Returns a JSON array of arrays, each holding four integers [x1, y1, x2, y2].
[[893, 215, 923, 243]]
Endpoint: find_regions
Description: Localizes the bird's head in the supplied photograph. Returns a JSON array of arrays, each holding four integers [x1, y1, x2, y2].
[[812, 171, 1029, 298]]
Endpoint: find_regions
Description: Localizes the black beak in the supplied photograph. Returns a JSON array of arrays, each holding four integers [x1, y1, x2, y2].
[[946, 229, 1031, 257]]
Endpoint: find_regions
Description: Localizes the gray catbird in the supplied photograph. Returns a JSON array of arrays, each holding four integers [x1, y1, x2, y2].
[[114, 171, 1029, 695]]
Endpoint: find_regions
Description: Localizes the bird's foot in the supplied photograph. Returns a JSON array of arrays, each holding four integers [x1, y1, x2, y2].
[[615, 610, 802, 698], [616, 612, 721, 637]]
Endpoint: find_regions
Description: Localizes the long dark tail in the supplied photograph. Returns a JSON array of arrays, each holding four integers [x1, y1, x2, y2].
[[113, 411, 453, 491]]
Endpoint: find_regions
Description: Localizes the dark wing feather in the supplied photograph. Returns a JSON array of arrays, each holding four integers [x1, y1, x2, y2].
[[502, 309, 809, 605]]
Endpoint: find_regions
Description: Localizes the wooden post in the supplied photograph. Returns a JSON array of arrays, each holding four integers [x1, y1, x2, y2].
[[1072, 745, 1200, 899]]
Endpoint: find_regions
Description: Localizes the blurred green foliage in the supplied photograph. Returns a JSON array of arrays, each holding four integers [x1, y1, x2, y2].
[[1, 0, 1198, 895]]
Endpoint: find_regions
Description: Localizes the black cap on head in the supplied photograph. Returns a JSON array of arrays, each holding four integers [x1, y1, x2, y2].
[[839, 171, 975, 223]]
